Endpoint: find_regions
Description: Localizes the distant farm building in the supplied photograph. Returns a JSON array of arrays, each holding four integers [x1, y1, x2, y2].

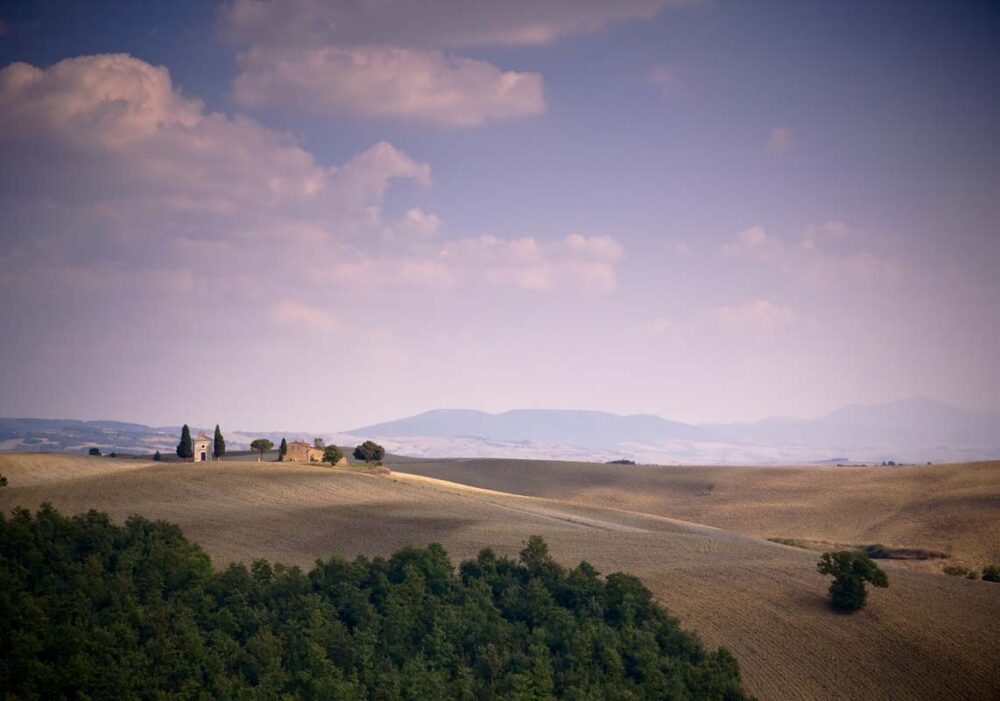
[[284, 438, 345, 464], [193, 431, 212, 462]]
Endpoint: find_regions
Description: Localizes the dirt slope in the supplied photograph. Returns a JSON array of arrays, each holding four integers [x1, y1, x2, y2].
[[390, 457, 1000, 568], [1, 454, 999, 700]]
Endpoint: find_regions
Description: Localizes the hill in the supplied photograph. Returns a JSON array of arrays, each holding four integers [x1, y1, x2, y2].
[[390, 457, 1000, 568], [1, 452, 999, 700]]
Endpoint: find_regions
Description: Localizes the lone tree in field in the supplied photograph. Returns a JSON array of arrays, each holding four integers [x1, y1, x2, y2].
[[153, 451, 162, 462], [322, 445, 344, 465], [88, 447, 101, 456], [250, 438, 273, 461], [817, 551, 888, 612], [353, 440, 385, 463], [176, 425, 194, 460], [213, 425, 226, 460], [279, 438, 288, 461]]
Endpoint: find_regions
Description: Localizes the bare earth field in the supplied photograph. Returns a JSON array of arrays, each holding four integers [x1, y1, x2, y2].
[[1, 453, 999, 700], [391, 458, 1000, 570]]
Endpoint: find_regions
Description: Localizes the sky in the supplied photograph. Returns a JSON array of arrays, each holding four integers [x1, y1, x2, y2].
[[0, 0, 997, 432]]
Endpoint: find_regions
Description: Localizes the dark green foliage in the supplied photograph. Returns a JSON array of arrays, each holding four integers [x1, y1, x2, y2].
[[87, 447, 101, 456], [607, 459, 636, 465], [943, 565, 978, 580], [279, 437, 288, 460], [353, 441, 385, 463], [0, 475, 6, 488], [982, 564, 1000, 583], [0, 507, 752, 701], [250, 438, 274, 460], [323, 445, 344, 465], [176, 424, 193, 460], [213, 425, 226, 460], [817, 551, 889, 611], [153, 451, 162, 462], [861, 544, 947, 561]]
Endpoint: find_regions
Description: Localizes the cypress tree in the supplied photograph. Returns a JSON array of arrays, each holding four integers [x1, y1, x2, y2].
[[176, 424, 193, 460], [213, 425, 226, 460], [279, 438, 288, 461]]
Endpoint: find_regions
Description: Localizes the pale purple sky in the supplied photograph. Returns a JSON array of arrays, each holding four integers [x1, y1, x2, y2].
[[0, 0, 997, 431]]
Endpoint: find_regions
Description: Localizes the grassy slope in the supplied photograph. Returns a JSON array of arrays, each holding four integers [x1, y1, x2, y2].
[[1, 453, 998, 700]]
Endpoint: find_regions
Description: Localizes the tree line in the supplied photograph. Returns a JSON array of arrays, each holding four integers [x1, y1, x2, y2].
[[0, 505, 752, 700]]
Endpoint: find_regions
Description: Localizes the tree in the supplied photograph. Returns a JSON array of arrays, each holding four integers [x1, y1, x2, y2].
[[213, 425, 226, 460], [279, 438, 288, 461], [176, 424, 194, 460], [153, 451, 162, 462], [322, 445, 344, 465], [817, 551, 888, 611], [982, 564, 1000, 583], [0, 474, 6, 487], [353, 440, 385, 463], [250, 438, 274, 461], [88, 447, 101, 456]]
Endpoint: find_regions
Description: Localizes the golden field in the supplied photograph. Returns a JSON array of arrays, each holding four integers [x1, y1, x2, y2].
[[1, 453, 999, 700]]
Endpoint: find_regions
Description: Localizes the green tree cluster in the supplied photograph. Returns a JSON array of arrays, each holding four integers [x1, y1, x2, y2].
[[353, 441, 385, 463], [0, 508, 752, 700], [817, 551, 888, 611], [88, 447, 101, 456]]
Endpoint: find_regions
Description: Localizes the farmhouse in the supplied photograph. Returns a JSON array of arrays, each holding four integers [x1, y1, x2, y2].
[[284, 439, 346, 464], [193, 431, 212, 462]]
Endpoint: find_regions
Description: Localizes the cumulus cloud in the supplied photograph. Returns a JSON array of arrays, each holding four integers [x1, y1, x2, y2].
[[704, 299, 795, 330], [271, 300, 337, 332], [233, 45, 544, 126], [332, 233, 625, 293], [0, 53, 621, 322], [223, 0, 692, 126], [766, 126, 792, 152], [722, 224, 900, 285], [222, 0, 682, 49]]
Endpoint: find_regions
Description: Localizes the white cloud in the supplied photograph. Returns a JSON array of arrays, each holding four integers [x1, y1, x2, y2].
[[222, 0, 683, 49], [722, 224, 900, 284], [386, 208, 443, 240], [766, 126, 792, 152], [704, 299, 795, 330], [222, 0, 693, 126], [643, 316, 674, 335], [271, 300, 337, 332], [233, 45, 545, 126]]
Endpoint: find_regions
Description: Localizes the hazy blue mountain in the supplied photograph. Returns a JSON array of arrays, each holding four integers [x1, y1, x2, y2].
[[349, 409, 716, 449], [708, 397, 1000, 449]]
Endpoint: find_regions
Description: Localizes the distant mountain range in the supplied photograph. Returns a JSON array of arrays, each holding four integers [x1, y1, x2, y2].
[[2, 398, 998, 464], [347, 398, 1000, 464]]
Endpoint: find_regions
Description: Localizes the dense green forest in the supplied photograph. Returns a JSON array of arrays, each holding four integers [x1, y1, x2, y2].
[[0, 505, 751, 700]]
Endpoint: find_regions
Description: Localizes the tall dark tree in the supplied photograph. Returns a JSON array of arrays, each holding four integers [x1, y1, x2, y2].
[[176, 424, 194, 460], [213, 425, 226, 460], [279, 438, 288, 461]]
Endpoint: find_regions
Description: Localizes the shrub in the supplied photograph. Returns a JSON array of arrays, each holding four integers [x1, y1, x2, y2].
[[88, 447, 101, 456], [817, 551, 888, 611], [322, 444, 344, 465], [0, 474, 6, 488], [0, 506, 753, 700], [943, 565, 978, 580], [153, 451, 162, 462], [982, 564, 1000, 583], [353, 440, 385, 463]]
